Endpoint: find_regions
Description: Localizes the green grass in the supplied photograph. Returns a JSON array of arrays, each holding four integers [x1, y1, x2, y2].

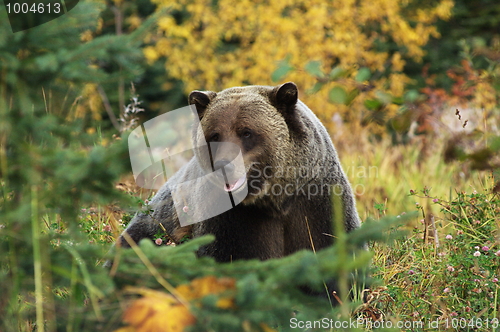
[[369, 189, 500, 330]]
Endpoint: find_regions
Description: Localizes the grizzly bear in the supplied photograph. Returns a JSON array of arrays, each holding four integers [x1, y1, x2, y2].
[[119, 82, 360, 263]]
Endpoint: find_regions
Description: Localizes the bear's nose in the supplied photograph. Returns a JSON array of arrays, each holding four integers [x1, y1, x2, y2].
[[214, 159, 235, 176]]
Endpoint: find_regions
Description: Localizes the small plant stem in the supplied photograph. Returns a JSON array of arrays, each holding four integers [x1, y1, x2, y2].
[[332, 185, 350, 318], [31, 185, 45, 332], [64, 245, 104, 321], [494, 285, 498, 332], [120, 231, 190, 307]]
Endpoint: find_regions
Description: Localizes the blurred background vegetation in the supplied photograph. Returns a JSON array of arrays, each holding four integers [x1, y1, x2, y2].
[[0, 0, 499, 330]]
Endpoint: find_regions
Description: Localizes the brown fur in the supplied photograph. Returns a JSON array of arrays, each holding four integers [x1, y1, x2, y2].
[[120, 82, 360, 262]]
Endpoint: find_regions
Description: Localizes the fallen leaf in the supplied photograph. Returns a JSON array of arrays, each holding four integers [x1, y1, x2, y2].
[[116, 276, 236, 332], [119, 288, 195, 332]]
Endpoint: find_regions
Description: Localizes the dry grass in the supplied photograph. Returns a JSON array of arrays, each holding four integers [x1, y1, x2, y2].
[[337, 132, 492, 221]]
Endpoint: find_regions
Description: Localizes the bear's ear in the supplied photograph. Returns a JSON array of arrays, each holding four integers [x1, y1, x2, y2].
[[271, 82, 298, 113], [189, 90, 217, 119], [270, 82, 306, 136]]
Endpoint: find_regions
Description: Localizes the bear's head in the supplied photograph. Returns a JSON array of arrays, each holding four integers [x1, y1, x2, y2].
[[189, 82, 304, 204]]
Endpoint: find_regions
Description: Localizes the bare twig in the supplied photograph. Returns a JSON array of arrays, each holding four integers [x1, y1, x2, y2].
[[97, 85, 121, 131]]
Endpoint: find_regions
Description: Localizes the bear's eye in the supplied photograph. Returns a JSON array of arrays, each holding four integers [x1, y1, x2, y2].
[[209, 133, 220, 142], [242, 130, 252, 139]]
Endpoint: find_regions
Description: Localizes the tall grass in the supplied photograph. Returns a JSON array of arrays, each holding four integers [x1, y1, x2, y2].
[[339, 134, 491, 220]]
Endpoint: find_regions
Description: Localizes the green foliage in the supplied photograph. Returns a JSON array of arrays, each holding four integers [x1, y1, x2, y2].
[[329, 86, 348, 105], [110, 214, 410, 331], [304, 61, 325, 79], [413, 0, 500, 89], [375, 190, 500, 330], [355, 68, 371, 83], [271, 55, 294, 83], [441, 191, 500, 245], [0, 1, 152, 330], [373, 203, 387, 217]]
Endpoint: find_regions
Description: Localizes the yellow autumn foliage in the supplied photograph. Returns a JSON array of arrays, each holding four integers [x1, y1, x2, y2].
[[176, 275, 236, 309], [115, 276, 236, 332], [72, 83, 103, 121], [117, 288, 194, 332], [147, 0, 453, 133]]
